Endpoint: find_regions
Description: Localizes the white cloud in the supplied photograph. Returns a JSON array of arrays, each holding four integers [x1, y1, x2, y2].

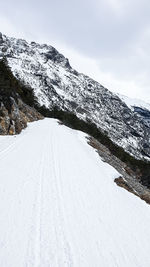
[[0, 16, 19, 37], [106, 0, 124, 14]]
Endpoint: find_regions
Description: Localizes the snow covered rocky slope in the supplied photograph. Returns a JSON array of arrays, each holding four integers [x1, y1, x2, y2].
[[119, 94, 150, 128], [0, 118, 150, 267], [0, 33, 150, 160], [0, 58, 43, 135]]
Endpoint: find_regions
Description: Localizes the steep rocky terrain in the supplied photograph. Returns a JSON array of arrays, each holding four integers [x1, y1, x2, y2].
[[0, 33, 150, 161], [1, 32, 150, 191], [0, 98, 43, 135], [133, 106, 150, 128], [0, 58, 43, 135], [119, 94, 150, 128]]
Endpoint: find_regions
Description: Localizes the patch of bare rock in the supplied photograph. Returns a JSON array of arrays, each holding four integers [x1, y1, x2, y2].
[[0, 97, 43, 135]]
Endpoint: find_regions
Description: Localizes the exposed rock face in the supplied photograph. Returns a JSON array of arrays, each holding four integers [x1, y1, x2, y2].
[[0, 97, 43, 135], [0, 33, 150, 160], [0, 55, 43, 135], [133, 106, 150, 128]]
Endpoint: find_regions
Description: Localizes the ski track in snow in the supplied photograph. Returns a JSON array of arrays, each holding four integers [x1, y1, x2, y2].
[[0, 118, 150, 267]]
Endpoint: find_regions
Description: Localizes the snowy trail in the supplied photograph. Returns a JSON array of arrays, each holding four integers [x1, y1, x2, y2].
[[0, 119, 150, 267]]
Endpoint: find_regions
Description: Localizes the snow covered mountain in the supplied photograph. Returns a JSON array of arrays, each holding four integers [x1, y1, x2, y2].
[[0, 32, 150, 160], [119, 94, 150, 128], [1, 32, 150, 267], [1, 118, 150, 267]]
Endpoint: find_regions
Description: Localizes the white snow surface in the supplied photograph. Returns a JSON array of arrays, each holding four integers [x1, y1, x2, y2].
[[0, 118, 150, 267]]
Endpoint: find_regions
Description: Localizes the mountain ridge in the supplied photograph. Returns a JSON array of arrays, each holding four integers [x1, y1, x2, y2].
[[0, 32, 150, 162]]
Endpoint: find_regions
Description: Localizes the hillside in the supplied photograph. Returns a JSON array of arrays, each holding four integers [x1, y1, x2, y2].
[[0, 58, 43, 134], [0, 32, 150, 161]]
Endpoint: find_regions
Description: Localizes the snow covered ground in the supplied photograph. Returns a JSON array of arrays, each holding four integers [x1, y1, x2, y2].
[[0, 118, 150, 267]]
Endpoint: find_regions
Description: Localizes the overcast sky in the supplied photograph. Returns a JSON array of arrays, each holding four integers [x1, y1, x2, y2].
[[1, 0, 150, 103]]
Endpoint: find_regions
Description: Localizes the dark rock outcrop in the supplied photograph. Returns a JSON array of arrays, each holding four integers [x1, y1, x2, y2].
[[0, 97, 43, 135], [0, 58, 43, 135], [133, 106, 150, 128]]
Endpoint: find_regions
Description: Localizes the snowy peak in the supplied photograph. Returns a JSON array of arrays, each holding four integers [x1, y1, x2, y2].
[[0, 33, 150, 161], [0, 33, 70, 69]]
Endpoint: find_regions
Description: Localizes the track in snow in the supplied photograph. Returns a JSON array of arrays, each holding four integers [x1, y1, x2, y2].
[[0, 118, 150, 267]]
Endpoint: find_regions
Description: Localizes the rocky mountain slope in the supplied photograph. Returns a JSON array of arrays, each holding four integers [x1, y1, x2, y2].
[[0, 32, 150, 161], [119, 94, 150, 128], [0, 97, 43, 135], [0, 58, 43, 135]]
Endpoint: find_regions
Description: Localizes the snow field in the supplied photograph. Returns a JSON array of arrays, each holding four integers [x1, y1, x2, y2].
[[0, 119, 150, 266]]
